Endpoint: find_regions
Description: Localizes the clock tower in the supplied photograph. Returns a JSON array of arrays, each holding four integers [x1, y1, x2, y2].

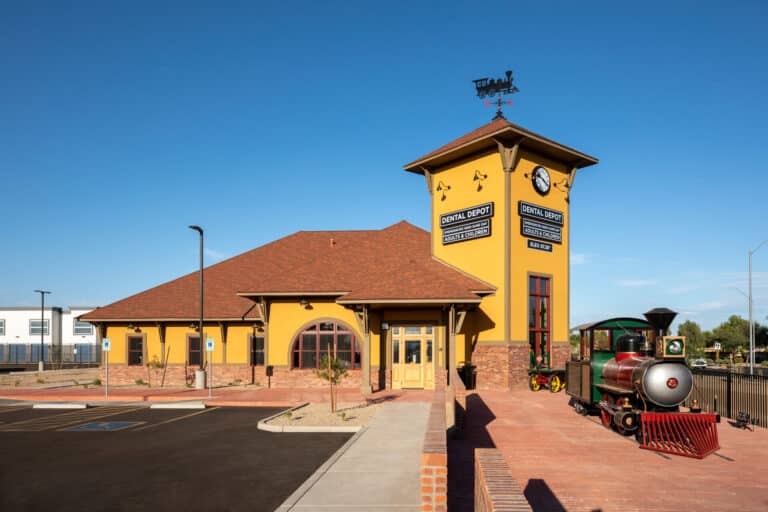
[[404, 117, 598, 389]]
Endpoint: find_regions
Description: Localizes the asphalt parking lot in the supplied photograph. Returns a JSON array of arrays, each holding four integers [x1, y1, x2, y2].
[[0, 404, 351, 512]]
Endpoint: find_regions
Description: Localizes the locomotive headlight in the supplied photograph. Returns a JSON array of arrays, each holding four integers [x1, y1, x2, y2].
[[667, 377, 679, 389], [668, 340, 683, 355], [660, 336, 686, 358]]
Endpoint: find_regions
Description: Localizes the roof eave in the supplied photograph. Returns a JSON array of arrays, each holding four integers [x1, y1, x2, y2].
[[336, 297, 483, 305], [76, 317, 262, 323], [404, 126, 598, 173], [236, 291, 349, 298]]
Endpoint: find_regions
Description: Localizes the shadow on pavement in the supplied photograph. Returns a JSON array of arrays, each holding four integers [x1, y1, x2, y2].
[[524, 478, 568, 512], [447, 393, 496, 512]]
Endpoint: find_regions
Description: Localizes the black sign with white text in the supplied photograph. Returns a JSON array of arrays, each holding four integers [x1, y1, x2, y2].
[[518, 201, 564, 226], [442, 219, 491, 245], [527, 239, 553, 252], [521, 218, 562, 244], [440, 202, 494, 228], [440, 202, 494, 245]]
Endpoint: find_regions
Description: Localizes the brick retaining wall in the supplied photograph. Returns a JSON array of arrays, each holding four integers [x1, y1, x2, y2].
[[473, 343, 571, 390], [421, 389, 448, 512], [99, 364, 383, 390], [474, 448, 532, 511], [473, 344, 530, 390]]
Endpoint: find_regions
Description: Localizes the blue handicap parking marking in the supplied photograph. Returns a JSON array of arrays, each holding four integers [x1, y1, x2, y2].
[[67, 421, 143, 431]]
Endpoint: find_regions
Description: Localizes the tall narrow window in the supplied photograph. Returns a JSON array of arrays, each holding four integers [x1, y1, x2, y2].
[[128, 335, 144, 366], [528, 276, 551, 367], [188, 335, 202, 366], [251, 336, 265, 366], [0, 319, 5, 336]]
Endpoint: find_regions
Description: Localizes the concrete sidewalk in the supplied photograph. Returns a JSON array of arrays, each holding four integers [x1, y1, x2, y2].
[[0, 385, 434, 407], [277, 402, 430, 511]]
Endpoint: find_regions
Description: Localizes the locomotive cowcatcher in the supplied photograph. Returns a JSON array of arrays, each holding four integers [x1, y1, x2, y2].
[[566, 308, 720, 459]]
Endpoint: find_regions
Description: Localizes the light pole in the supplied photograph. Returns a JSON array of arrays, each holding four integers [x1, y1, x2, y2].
[[188, 226, 205, 375], [749, 239, 768, 376], [34, 289, 51, 372]]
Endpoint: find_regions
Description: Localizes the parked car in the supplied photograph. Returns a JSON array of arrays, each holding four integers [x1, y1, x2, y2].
[[690, 358, 708, 369]]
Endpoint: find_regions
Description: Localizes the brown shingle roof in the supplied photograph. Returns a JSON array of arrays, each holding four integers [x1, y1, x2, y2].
[[80, 221, 494, 322], [404, 118, 598, 172]]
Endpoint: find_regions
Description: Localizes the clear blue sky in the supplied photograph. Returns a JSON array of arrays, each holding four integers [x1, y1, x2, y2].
[[2, 1, 767, 331]]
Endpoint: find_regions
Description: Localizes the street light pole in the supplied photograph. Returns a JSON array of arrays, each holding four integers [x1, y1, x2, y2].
[[34, 289, 51, 372], [748, 239, 768, 376], [188, 226, 204, 371]]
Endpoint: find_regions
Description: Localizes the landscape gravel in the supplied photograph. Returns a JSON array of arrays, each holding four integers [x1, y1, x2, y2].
[[267, 402, 381, 427]]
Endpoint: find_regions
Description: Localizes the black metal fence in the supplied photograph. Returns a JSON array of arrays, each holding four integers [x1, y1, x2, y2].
[[0, 343, 101, 366], [685, 368, 768, 429]]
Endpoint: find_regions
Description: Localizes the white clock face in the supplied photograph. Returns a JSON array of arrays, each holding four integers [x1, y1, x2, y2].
[[532, 166, 550, 195]]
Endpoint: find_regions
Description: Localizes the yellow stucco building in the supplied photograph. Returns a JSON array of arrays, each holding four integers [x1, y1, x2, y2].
[[82, 117, 597, 391]]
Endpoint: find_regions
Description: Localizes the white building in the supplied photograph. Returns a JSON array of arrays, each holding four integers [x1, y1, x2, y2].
[[0, 306, 98, 365]]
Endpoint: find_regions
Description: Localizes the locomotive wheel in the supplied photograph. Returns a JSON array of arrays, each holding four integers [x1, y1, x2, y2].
[[549, 374, 562, 393], [529, 374, 541, 392], [600, 393, 612, 428]]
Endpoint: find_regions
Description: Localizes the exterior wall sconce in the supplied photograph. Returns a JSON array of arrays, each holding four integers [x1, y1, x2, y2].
[[189, 323, 199, 331], [553, 178, 570, 193], [381, 321, 390, 331], [473, 170, 487, 190], [436, 181, 451, 200], [127, 324, 141, 333], [253, 320, 265, 332], [299, 298, 310, 309]]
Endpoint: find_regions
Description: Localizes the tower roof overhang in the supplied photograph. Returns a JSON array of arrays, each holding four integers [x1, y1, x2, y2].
[[404, 118, 599, 173]]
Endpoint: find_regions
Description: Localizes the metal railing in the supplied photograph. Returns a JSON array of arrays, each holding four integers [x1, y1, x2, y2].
[[685, 368, 768, 429], [0, 343, 101, 366]]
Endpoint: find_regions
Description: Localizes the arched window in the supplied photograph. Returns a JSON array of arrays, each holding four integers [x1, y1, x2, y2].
[[291, 321, 360, 369]]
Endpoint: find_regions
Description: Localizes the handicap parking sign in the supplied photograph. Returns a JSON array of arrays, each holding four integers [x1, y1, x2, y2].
[[206, 337, 214, 352], [102, 338, 111, 351]]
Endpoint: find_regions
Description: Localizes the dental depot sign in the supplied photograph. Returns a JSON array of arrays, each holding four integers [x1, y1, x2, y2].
[[440, 202, 494, 245]]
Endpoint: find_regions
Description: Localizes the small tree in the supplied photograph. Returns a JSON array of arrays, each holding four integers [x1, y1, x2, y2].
[[678, 320, 704, 356], [315, 353, 348, 413]]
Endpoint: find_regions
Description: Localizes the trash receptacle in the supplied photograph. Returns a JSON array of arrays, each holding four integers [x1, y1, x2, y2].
[[195, 369, 206, 389]]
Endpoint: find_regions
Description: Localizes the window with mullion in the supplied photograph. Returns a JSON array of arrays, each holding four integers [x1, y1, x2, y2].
[[292, 322, 358, 369], [128, 335, 144, 366], [528, 276, 551, 368], [188, 335, 202, 366], [251, 335, 265, 366]]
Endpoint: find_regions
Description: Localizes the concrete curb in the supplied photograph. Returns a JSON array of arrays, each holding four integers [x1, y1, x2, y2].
[[205, 400, 296, 408], [150, 401, 206, 409], [33, 403, 88, 409], [257, 403, 363, 433], [275, 426, 367, 511]]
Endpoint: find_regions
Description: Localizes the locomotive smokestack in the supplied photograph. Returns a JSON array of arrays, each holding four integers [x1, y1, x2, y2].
[[644, 307, 678, 336]]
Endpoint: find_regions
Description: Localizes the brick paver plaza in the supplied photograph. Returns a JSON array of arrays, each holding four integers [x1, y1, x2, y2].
[[454, 390, 768, 512]]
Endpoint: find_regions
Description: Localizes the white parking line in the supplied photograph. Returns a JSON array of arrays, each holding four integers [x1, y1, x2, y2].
[[133, 406, 219, 431]]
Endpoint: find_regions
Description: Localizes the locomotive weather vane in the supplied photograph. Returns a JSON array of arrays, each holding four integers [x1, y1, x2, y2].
[[473, 70, 519, 120]]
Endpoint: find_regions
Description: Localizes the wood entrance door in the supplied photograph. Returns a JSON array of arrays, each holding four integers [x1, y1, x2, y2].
[[391, 326, 434, 390]]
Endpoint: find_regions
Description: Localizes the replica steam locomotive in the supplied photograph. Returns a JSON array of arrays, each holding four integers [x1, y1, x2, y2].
[[566, 308, 720, 458]]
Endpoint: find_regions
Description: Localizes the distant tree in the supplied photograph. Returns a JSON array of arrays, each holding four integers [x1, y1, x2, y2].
[[569, 332, 580, 352], [710, 315, 749, 352], [677, 320, 705, 356], [756, 323, 768, 348]]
